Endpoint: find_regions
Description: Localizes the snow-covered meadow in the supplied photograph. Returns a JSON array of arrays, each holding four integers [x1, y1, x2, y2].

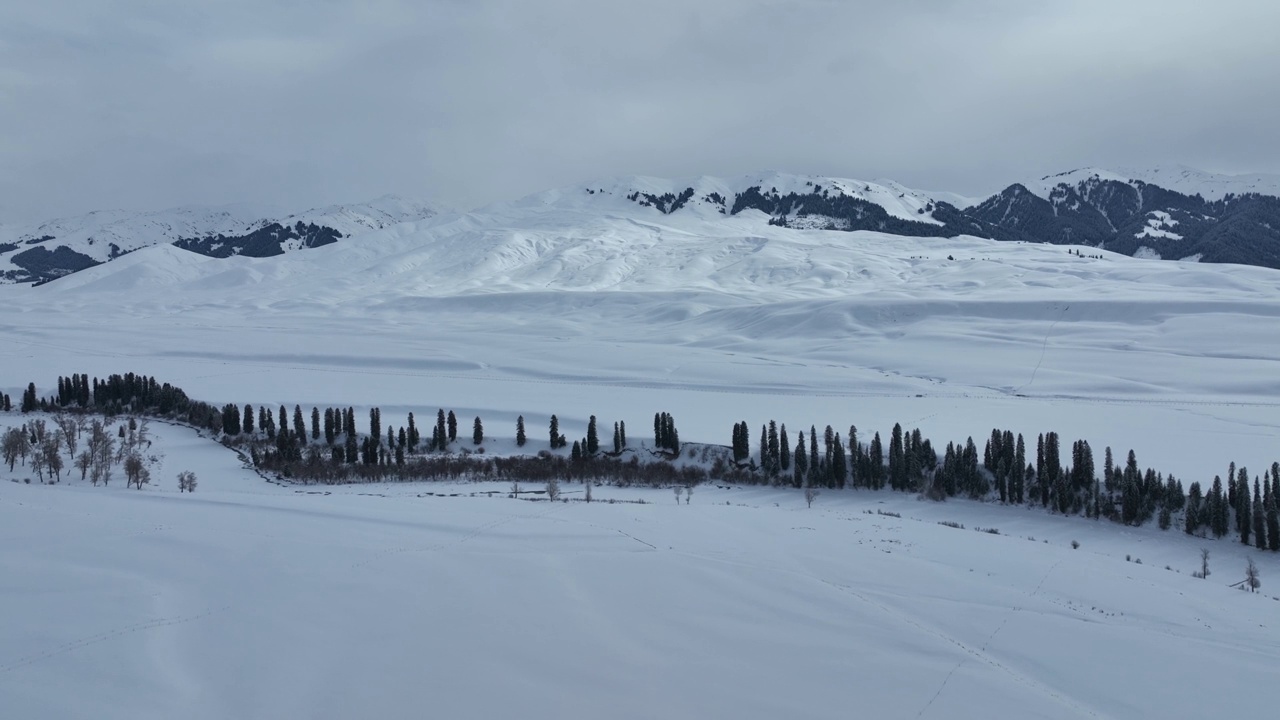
[[2, 419, 1278, 719], [3, 179, 1280, 717]]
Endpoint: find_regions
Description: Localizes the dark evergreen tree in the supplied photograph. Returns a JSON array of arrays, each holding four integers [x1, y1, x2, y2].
[[447, 411, 457, 443], [868, 432, 883, 490], [613, 422, 621, 454], [516, 416, 526, 447], [324, 407, 335, 446], [345, 429, 358, 463], [1253, 480, 1267, 550], [831, 433, 847, 488], [243, 404, 255, 435], [571, 440, 582, 462], [473, 416, 484, 445], [1210, 476, 1229, 538], [549, 414, 560, 449], [586, 415, 599, 455], [221, 403, 241, 435], [436, 409, 447, 451], [779, 424, 790, 473], [1265, 474, 1280, 551], [21, 382, 37, 413], [794, 432, 808, 488], [311, 407, 320, 440], [1239, 474, 1252, 545], [619, 420, 626, 449], [264, 407, 276, 440], [1014, 434, 1026, 504], [767, 421, 780, 477], [407, 412, 418, 451]]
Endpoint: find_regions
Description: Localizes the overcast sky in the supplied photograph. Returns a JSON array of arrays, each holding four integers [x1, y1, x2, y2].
[[2, 0, 1278, 222]]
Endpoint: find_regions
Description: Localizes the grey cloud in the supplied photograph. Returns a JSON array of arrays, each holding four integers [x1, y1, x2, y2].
[[2, 0, 1277, 222]]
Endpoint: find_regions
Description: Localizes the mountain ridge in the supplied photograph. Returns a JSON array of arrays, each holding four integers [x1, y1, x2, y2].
[[4, 167, 1279, 284]]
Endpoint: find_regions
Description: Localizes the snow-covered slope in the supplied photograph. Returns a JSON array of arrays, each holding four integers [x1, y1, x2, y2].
[[0, 195, 444, 283], [1029, 165, 1280, 202], [4, 433, 1278, 720]]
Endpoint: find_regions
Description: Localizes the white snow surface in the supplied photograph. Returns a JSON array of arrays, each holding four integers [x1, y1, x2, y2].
[[3, 189, 1280, 717], [2, 420, 1278, 719]]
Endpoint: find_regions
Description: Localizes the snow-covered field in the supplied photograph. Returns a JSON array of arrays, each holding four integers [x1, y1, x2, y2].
[[2, 421, 1277, 719], [3, 179, 1280, 716]]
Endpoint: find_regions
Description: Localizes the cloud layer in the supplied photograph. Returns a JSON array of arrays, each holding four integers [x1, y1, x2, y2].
[[3, 0, 1278, 220]]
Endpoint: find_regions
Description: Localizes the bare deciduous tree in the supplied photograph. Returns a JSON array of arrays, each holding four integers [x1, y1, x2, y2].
[[805, 485, 820, 508], [177, 471, 197, 493], [673, 486, 683, 504], [546, 476, 560, 502], [1245, 557, 1260, 592]]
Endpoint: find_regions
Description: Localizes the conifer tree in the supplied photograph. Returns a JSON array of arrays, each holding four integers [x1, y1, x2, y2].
[[613, 422, 621, 454], [831, 433, 847, 489], [794, 432, 807, 488], [221, 403, 241, 435], [264, 407, 276, 440], [1239, 474, 1253, 545], [1253, 480, 1266, 550], [767, 421, 780, 476], [810, 425, 821, 486], [587, 416, 599, 455], [324, 408, 335, 446], [407, 412, 418, 450], [1210, 476, 1229, 538], [243, 404, 255, 435], [868, 431, 883, 490], [571, 440, 582, 462], [473, 416, 483, 445], [516, 416, 526, 447], [619, 420, 626, 449], [549, 414, 560, 449], [311, 407, 320, 440], [447, 411, 457, 443], [436, 409, 447, 451], [1265, 475, 1280, 552], [779, 424, 790, 473]]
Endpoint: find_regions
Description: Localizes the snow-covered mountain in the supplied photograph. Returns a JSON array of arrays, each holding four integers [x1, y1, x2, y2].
[[0, 195, 444, 284], [4, 166, 1280, 285]]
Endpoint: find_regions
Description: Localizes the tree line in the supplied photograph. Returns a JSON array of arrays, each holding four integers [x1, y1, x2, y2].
[[6, 371, 1279, 555]]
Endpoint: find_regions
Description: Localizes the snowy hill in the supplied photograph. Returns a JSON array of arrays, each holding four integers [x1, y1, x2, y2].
[[1032, 165, 1280, 202], [0, 195, 443, 284]]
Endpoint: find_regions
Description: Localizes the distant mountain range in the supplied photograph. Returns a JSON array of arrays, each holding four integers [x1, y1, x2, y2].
[[3, 166, 1279, 284]]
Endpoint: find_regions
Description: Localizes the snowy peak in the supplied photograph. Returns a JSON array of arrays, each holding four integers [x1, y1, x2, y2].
[[514, 172, 953, 231]]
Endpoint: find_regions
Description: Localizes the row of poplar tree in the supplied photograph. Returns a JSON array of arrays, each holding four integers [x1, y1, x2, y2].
[[11, 372, 1278, 552]]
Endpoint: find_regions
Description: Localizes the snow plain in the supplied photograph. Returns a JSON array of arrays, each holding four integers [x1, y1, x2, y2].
[[3, 178, 1280, 717]]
